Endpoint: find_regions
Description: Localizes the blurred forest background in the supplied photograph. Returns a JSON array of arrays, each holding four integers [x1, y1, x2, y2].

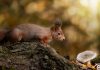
[[0, 0, 100, 59]]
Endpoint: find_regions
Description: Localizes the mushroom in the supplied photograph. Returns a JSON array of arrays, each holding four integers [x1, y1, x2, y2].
[[76, 50, 97, 63], [76, 50, 97, 69]]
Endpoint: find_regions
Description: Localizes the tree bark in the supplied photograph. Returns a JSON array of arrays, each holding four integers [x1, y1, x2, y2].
[[0, 42, 82, 70]]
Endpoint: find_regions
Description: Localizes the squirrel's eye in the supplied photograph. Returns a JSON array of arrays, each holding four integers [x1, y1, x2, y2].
[[58, 33, 60, 35]]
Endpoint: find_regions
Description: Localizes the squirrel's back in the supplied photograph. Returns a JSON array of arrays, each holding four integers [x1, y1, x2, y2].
[[10, 23, 52, 42]]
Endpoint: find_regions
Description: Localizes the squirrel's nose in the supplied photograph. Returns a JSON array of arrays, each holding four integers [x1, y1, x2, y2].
[[61, 36, 65, 41], [63, 37, 65, 40]]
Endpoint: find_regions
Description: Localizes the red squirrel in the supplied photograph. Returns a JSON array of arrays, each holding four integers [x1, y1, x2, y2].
[[1, 19, 65, 44]]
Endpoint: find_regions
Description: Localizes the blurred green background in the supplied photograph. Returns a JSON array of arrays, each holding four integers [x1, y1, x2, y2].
[[0, 0, 100, 59]]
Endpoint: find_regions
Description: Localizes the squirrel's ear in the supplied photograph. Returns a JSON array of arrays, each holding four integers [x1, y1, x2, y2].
[[54, 18, 62, 27]]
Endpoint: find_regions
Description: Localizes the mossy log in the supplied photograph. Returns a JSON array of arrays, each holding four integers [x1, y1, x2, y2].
[[0, 42, 82, 70]]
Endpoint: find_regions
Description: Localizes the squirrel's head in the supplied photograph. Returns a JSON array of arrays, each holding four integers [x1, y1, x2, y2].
[[51, 18, 65, 41]]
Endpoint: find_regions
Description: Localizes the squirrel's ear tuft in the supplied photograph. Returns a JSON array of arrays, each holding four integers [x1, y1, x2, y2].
[[54, 18, 62, 27]]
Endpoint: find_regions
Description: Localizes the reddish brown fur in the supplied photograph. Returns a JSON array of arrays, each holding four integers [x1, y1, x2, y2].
[[0, 19, 65, 44], [9, 22, 65, 44], [0, 29, 9, 42], [9, 24, 52, 43], [0, 31, 5, 41]]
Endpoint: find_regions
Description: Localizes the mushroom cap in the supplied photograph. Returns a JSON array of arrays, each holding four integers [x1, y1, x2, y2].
[[76, 50, 97, 63]]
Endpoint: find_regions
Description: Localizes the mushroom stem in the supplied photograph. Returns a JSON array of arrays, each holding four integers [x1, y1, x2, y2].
[[86, 61, 92, 68]]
